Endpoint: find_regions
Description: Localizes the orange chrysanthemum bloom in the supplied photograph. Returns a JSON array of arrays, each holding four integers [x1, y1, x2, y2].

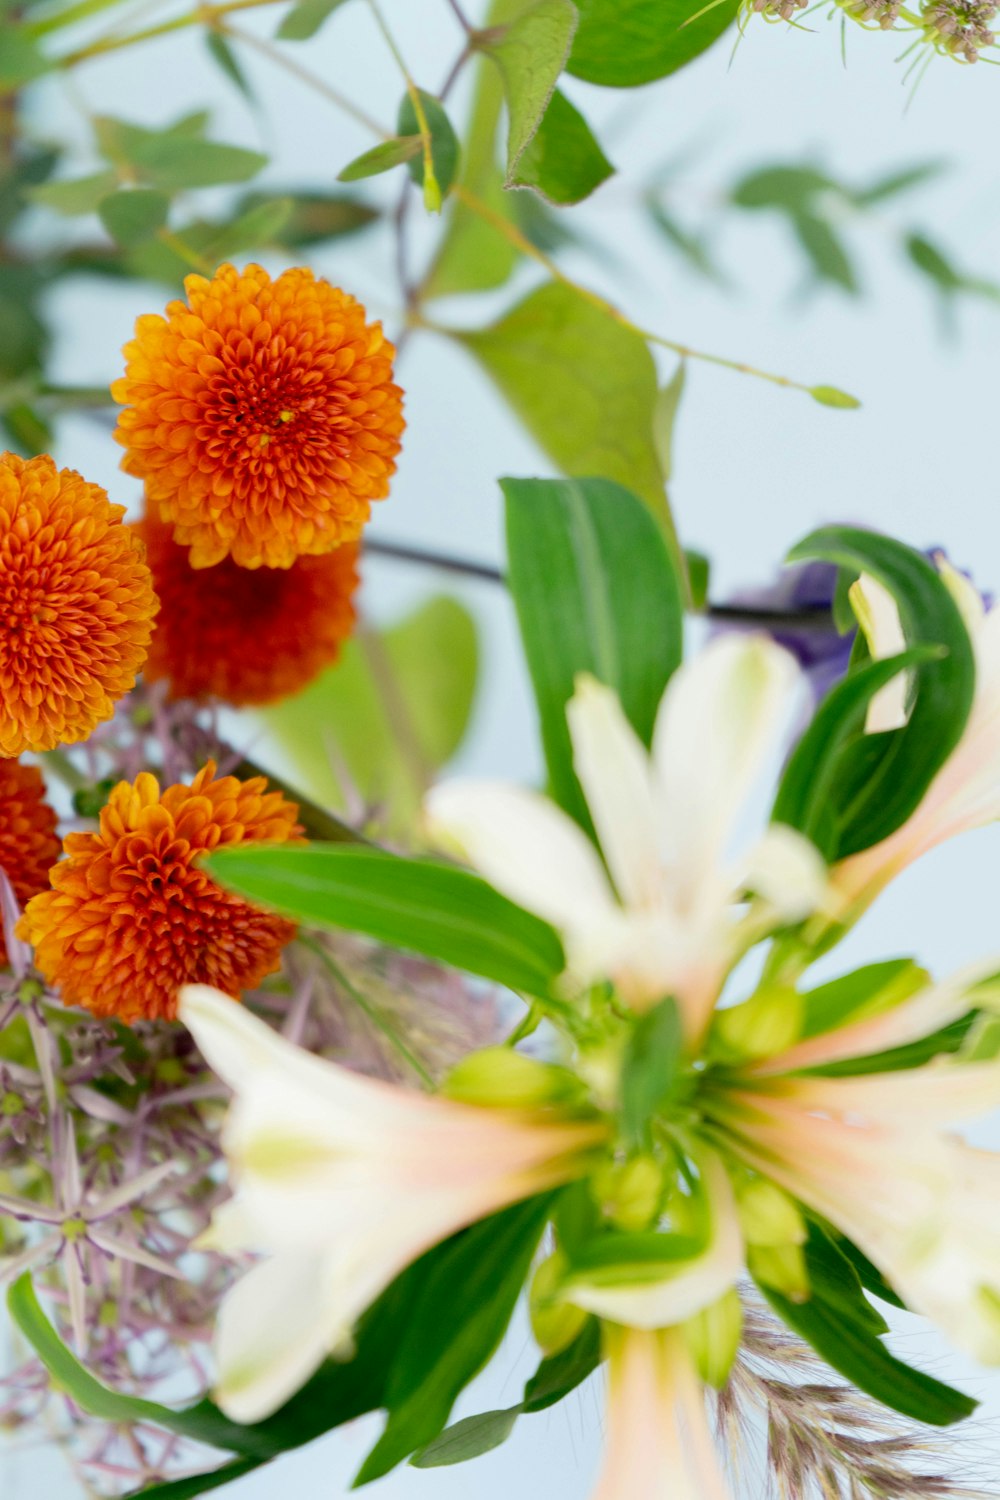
[[137, 504, 360, 706], [0, 759, 60, 967], [19, 763, 303, 1024], [0, 452, 157, 756], [112, 263, 405, 571]]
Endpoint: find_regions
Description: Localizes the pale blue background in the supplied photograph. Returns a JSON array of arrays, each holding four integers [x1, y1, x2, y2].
[[5, 0, 1000, 1492]]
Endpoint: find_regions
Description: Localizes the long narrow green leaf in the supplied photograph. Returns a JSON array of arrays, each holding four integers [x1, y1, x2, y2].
[[207, 843, 565, 997], [503, 476, 684, 834]]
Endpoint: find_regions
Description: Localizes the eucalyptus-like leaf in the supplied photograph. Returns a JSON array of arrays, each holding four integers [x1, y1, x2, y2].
[[507, 88, 613, 204], [567, 0, 738, 87], [479, 0, 578, 183]]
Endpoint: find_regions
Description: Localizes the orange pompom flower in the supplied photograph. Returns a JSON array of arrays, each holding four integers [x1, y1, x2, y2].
[[112, 263, 405, 571], [18, 763, 303, 1024], [137, 504, 360, 706], [0, 759, 60, 967], [0, 453, 157, 756]]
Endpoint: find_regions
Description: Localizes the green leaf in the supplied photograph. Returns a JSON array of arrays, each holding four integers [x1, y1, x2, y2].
[[480, 0, 577, 183], [98, 188, 170, 247], [772, 649, 936, 859], [410, 1405, 522, 1468], [277, 0, 350, 39], [685, 549, 710, 611], [235, 190, 377, 246], [567, 0, 738, 87], [398, 90, 460, 203], [205, 31, 254, 101], [785, 526, 976, 858], [620, 998, 683, 1148], [731, 164, 839, 210], [760, 1278, 976, 1426], [1, 401, 52, 457], [26, 170, 118, 215], [653, 361, 686, 485], [202, 196, 294, 258], [206, 844, 566, 997], [95, 117, 268, 190], [503, 477, 684, 832], [460, 281, 669, 521], [508, 88, 612, 205], [254, 596, 477, 832], [905, 233, 1000, 305], [852, 161, 945, 206], [0, 31, 51, 88], [338, 135, 422, 183], [792, 213, 858, 294], [129, 1459, 261, 1498], [521, 1315, 601, 1409], [355, 1198, 552, 1484], [799, 959, 928, 1043], [646, 198, 723, 283], [801, 1223, 889, 1336]]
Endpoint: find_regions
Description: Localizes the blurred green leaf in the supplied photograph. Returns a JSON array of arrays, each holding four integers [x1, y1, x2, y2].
[[27, 170, 118, 215], [792, 214, 858, 294], [205, 31, 254, 100], [731, 164, 839, 210], [509, 88, 612, 205], [1, 402, 52, 457], [480, 0, 577, 183], [98, 187, 170, 247], [645, 198, 723, 282], [568, 0, 738, 86], [94, 114, 265, 188], [240, 189, 377, 245], [254, 596, 478, 830], [277, 0, 350, 39], [338, 136, 422, 183], [620, 998, 683, 1149], [411, 1407, 521, 1469], [202, 196, 294, 258], [459, 281, 669, 522], [0, 269, 50, 380], [1, 145, 58, 232], [0, 31, 51, 88], [398, 90, 460, 203], [852, 161, 946, 206], [906, 233, 1000, 305], [653, 361, 686, 483]]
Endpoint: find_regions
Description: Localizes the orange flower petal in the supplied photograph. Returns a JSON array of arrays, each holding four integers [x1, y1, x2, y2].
[[0, 758, 60, 967]]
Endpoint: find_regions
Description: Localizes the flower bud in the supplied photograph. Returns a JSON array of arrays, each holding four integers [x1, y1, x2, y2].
[[683, 1287, 744, 1389], [736, 1177, 807, 1248], [530, 1251, 589, 1355], [748, 1241, 810, 1302], [712, 984, 802, 1063], [443, 1047, 581, 1109], [591, 1154, 666, 1232]]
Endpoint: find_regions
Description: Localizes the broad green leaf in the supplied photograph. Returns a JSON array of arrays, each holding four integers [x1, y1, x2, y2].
[[460, 281, 669, 520], [1, 143, 58, 232], [398, 90, 460, 204], [792, 213, 858, 294], [620, 998, 683, 1149], [202, 196, 294, 258], [26, 170, 118, 214], [136, 138, 267, 190], [798, 959, 927, 1043], [760, 1277, 976, 1426], [0, 31, 51, 88], [355, 1198, 552, 1483], [832, 1233, 908, 1311], [338, 135, 422, 183], [567, 0, 738, 87], [0, 268, 50, 379], [130, 1459, 261, 1497], [277, 0, 350, 39], [731, 164, 839, 210], [772, 649, 935, 859], [98, 188, 170, 247], [785, 527, 976, 858], [206, 844, 567, 997], [411, 1406, 521, 1468], [205, 31, 254, 100], [1, 401, 51, 457], [503, 476, 684, 832], [480, 0, 577, 183], [508, 88, 612, 205], [253, 595, 477, 832]]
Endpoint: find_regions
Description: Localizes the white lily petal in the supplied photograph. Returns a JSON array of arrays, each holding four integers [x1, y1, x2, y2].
[[937, 554, 986, 634], [214, 1253, 341, 1423], [739, 823, 827, 924], [567, 675, 661, 908], [424, 780, 618, 939], [652, 636, 799, 906], [770, 1058, 1000, 1126], [565, 1155, 742, 1328], [851, 573, 909, 733]]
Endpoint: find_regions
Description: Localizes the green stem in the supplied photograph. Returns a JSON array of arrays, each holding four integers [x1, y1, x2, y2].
[[57, 0, 280, 66], [219, 20, 392, 139], [366, 0, 440, 208], [41, 749, 88, 792], [298, 934, 436, 1089]]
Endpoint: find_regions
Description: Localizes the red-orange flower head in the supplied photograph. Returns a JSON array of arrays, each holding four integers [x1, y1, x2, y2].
[[0, 453, 157, 756], [137, 503, 360, 707], [112, 263, 405, 571], [18, 763, 304, 1024], [0, 759, 60, 967]]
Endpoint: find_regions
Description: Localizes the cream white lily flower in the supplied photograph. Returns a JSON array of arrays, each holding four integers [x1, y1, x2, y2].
[[833, 563, 1000, 910], [426, 636, 827, 1039], [179, 984, 606, 1423], [713, 962, 1000, 1365], [591, 1325, 733, 1500], [563, 1151, 743, 1329]]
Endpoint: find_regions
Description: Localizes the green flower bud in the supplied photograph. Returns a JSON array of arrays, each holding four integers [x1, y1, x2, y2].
[[529, 1251, 589, 1355], [683, 1287, 743, 1389], [443, 1047, 581, 1109], [736, 1177, 807, 1248], [591, 1154, 666, 1232], [712, 984, 802, 1063], [748, 1241, 810, 1302]]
